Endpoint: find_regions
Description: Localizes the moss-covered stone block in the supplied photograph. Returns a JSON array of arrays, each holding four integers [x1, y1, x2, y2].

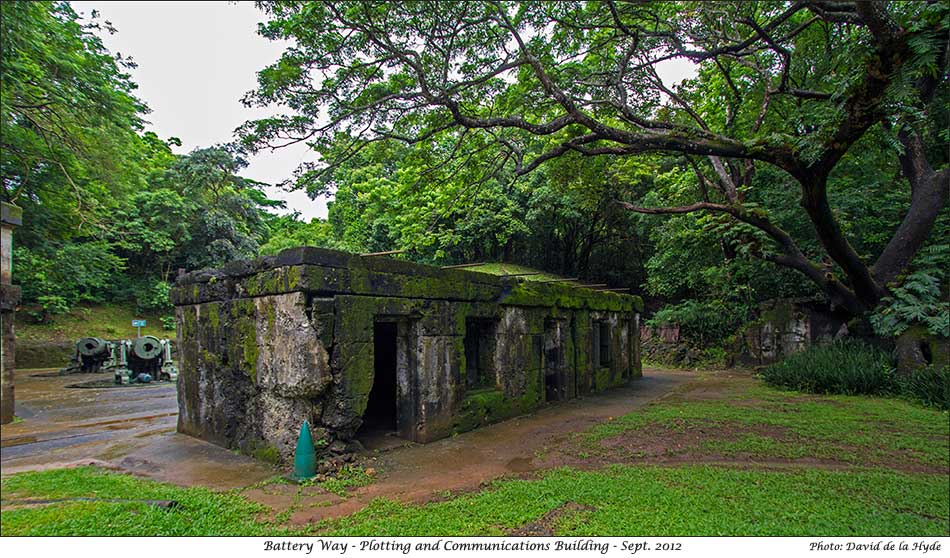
[[336, 341, 374, 416]]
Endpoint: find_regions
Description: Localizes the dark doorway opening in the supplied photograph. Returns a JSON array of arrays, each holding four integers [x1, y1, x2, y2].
[[359, 322, 399, 441], [544, 319, 567, 402], [544, 372, 563, 402]]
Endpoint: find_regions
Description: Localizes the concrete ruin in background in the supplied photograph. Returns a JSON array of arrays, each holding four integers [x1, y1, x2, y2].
[[171, 247, 642, 463], [737, 298, 850, 366], [641, 298, 853, 368]]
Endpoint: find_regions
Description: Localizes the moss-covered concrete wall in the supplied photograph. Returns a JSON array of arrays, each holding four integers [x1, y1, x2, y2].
[[172, 247, 643, 463]]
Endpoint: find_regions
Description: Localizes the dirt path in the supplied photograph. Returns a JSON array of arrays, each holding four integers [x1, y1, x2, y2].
[[281, 369, 696, 525]]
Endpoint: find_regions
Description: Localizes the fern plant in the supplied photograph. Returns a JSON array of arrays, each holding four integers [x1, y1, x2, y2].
[[870, 244, 949, 338]]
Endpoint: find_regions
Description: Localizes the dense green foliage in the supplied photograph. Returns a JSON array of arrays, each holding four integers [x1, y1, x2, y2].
[[645, 300, 750, 348], [1, 2, 284, 322], [762, 340, 949, 408], [236, 0, 948, 360], [262, 143, 648, 290], [242, 0, 949, 324], [3, 1, 946, 356], [896, 366, 950, 410], [870, 245, 950, 338]]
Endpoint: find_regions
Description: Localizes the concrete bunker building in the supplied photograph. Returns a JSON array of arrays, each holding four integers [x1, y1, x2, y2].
[[171, 247, 643, 462]]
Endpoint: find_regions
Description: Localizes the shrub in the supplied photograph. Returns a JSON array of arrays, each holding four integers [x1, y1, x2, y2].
[[762, 340, 894, 396], [160, 315, 177, 331], [699, 346, 728, 368], [134, 280, 173, 313], [895, 366, 950, 410], [28, 294, 71, 323], [763, 340, 950, 409], [15, 242, 125, 308]]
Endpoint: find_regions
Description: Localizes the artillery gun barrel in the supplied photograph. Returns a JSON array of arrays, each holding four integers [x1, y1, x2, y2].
[[60, 337, 116, 374], [115, 336, 177, 384]]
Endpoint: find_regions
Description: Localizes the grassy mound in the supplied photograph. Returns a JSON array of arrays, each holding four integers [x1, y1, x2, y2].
[[17, 303, 174, 344], [464, 263, 566, 282]]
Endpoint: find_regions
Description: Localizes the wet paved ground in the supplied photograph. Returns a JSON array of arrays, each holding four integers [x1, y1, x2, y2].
[[0, 370, 276, 489], [2, 367, 694, 524]]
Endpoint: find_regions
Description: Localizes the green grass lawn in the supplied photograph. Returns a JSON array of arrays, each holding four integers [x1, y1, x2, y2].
[[0, 467, 282, 536], [581, 375, 949, 469], [315, 466, 948, 536], [2, 373, 948, 536]]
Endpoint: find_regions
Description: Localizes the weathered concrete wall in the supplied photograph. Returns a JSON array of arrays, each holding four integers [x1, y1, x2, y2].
[[172, 247, 642, 463], [737, 299, 850, 366], [1, 202, 22, 424], [176, 292, 335, 462]]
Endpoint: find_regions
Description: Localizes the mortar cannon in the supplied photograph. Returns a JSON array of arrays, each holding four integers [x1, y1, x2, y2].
[[59, 337, 116, 374], [114, 336, 179, 384]]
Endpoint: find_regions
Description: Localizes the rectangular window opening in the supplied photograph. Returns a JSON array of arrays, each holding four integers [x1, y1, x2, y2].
[[464, 318, 497, 390], [598, 321, 610, 367]]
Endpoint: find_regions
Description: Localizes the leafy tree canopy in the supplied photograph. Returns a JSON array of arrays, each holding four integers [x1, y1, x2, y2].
[[1, 2, 286, 320], [243, 0, 949, 319], [1, 0, 147, 239]]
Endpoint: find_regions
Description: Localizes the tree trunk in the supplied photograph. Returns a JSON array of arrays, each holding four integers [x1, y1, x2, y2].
[[872, 132, 950, 285]]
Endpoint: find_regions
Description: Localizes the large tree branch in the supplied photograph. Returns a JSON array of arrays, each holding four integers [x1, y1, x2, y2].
[[800, 177, 886, 306], [618, 199, 866, 313], [810, 1, 910, 179], [784, 2, 917, 305]]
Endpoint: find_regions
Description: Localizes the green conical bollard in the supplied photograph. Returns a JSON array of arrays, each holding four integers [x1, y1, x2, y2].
[[292, 420, 317, 480]]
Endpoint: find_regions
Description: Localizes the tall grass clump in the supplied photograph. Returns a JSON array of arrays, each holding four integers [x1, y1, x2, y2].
[[762, 340, 894, 396], [895, 365, 950, 410]]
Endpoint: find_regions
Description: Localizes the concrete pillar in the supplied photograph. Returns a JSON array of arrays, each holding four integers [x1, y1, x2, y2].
[[1, 202, 22, 424]]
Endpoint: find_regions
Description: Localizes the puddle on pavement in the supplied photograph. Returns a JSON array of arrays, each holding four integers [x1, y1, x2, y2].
[[29, 371, 70, 378], [134, 427, 177, 439], [105, 424, 136, 431]]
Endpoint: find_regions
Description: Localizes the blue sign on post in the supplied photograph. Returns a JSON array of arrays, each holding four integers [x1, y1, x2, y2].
[[132, 319, 146, 337]]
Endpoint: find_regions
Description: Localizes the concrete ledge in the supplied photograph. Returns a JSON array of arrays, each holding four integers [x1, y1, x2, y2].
[[171, 247, 643, 312], [1, 203, 22, 227]]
